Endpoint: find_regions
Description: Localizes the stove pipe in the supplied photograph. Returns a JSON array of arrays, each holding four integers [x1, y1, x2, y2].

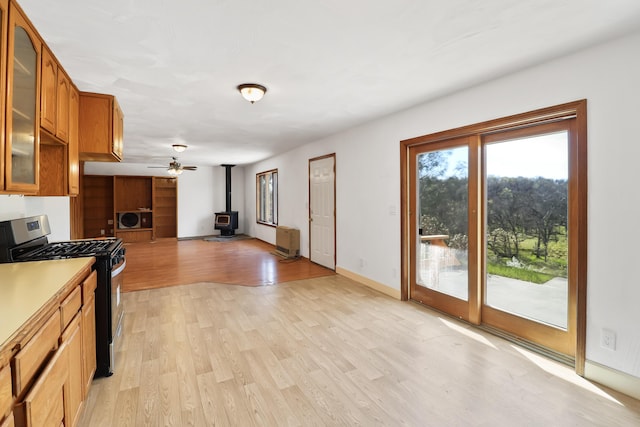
[[221, 164, 235, 211]]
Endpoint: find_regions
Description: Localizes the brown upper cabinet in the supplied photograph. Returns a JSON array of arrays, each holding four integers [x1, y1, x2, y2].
[[0, 0, 122, 196], [4, 0, 41, 194], [56, 69, 70, 142], [79, 92, 124, 162], [40, 45, 56, 135], [68, 84, 79, 195], [40, 45, 70, 143]]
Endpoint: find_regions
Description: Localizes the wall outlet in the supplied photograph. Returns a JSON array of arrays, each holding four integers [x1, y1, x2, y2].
[[100, 229, 105, 235], [107, 219, 113, 225], [601, 328, 616, 350]]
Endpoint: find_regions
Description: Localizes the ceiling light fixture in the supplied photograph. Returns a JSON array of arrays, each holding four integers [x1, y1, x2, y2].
[[172, 144, 187, 152], [237, 83, 267, 104]]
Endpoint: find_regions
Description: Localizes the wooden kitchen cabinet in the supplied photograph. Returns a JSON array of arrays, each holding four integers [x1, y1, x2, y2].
[[0, 364, 12, 425], [14, 340, 68, 427], [39, 46, 56, 135], [12, 309, 60, 397], [4, 0, 41, 194], [1, 259, 95, 427], [67, 85, 79, 195], [55, 69, 70, 142], [61, 315, 82, 427], [79, 92, 123, 162], [40, 45, 70, 143], [36, 81, 78, 197], [81, 271, 96, 398]]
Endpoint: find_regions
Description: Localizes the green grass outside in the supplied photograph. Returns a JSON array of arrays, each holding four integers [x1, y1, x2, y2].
[[487, 263, 555, 284]]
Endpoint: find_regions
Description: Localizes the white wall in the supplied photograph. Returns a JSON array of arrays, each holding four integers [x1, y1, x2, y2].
[[244, 30, 640, 380], [0, 195, 70, 242], [84, 161, 245, 238]]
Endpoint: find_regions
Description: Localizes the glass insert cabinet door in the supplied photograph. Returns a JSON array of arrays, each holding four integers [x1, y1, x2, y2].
[[5, 6, 40, 193]]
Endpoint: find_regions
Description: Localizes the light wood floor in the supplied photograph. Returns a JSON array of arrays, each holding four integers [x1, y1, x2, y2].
[[122, 238, 335, 292], [78, 274, 640, 425]]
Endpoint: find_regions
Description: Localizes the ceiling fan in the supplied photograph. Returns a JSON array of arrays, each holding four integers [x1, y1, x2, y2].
[[148, 157, 197, 175]]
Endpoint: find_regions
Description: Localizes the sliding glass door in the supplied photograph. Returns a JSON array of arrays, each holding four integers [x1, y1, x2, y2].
[[403, 101, 586, 361]]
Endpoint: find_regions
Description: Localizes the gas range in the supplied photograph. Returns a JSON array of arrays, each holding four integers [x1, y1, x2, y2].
[[0, 215, 124, 264], [0, 215, 125, 377]]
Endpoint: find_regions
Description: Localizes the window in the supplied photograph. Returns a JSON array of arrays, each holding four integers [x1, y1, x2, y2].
[[256, 169, 278, 226]]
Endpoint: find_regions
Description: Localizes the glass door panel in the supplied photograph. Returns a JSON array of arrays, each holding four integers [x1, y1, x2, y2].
[[484, 132, 569, 329], [10, 26, 37, 185], [416, 146, 469, 300]]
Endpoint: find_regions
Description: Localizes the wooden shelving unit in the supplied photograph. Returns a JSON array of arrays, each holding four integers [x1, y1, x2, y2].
[[153, 177, 178, 239], [81, 175, 177, 242], [82, 175, 114, 238]]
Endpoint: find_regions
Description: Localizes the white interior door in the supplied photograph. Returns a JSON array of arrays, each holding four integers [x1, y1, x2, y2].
[[309, 155, 335, 269]]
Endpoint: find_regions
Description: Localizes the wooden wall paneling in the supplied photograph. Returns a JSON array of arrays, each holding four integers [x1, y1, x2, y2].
[[82, 175, 114, 238], [114, 176, 152, 212]]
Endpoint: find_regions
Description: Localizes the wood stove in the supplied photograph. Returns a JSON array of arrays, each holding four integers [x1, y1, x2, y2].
[[214, 164, 239, 236]]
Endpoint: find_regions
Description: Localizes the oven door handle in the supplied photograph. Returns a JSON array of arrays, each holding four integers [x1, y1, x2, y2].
[[111, 259, 126, 277]]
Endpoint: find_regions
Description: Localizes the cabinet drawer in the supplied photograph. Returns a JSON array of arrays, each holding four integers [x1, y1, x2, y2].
[[0, 365, 11, 420], [15, 344, 67, 427], [12, 310, 60, 396], [60, 286, 81, 330], [82, 270, 97, 305]]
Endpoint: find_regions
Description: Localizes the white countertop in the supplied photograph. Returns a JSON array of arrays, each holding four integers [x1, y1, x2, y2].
[[0, 257, 94, 347]]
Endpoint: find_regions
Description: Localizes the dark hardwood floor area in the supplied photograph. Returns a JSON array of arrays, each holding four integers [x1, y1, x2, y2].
[[122, 238, 335, 292]]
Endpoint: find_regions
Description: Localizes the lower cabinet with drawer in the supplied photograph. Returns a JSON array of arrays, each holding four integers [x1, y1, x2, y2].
[[2, 261, 96, 427], [14, 341, 68, 427]]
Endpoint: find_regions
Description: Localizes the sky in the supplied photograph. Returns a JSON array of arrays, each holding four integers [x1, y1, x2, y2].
[[441, 131, 568, 180]]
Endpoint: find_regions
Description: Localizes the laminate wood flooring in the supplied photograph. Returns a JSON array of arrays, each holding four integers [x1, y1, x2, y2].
[[122, 238, 335, 292], [78, 275, 640, 426]]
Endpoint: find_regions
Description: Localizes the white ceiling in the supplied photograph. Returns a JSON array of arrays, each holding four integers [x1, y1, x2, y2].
[[18, 0, 640, 167]]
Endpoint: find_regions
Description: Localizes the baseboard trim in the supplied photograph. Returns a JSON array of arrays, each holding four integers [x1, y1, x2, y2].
[[584, 360, 640, 400], [336, 267, 401, 300]]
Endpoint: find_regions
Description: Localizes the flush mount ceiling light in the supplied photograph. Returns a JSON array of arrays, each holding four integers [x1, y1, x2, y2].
[[237, 83, 267, 104], [172, 144, 187, 152]]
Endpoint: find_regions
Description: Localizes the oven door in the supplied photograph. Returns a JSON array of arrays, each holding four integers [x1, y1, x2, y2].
[[110, 257, 126, 370]]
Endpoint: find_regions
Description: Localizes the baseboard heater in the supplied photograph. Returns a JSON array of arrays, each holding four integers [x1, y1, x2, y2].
[[275, 226, 300, 258]]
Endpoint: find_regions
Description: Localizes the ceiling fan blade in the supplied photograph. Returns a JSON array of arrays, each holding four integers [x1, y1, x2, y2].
[[183, 166, 197, 170], [147, 166, 167, 168]]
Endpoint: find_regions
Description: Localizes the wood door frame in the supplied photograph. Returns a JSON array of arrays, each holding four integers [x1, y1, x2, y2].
[[400, 100, 587, 374], [308, 153, 336, 270]]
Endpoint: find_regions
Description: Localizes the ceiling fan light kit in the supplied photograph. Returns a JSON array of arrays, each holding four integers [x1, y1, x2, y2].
[[149, 156, 197, 175], [237, 83, 267, 104]]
